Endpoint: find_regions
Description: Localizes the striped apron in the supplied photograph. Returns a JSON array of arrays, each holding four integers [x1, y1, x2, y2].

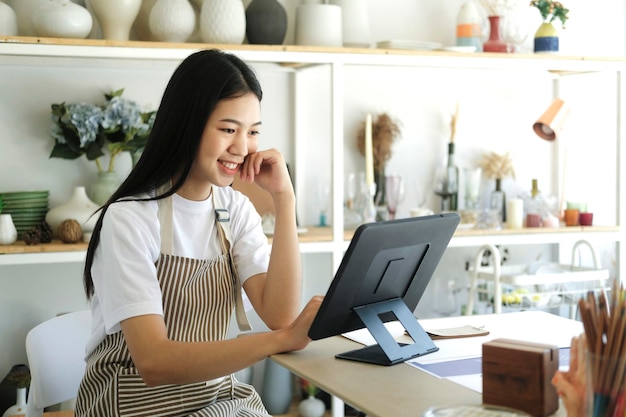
[[76, 193, 270, 417]]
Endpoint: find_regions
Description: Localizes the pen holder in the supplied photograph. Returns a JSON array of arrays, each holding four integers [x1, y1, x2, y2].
[[482, 338, 559, 417], [586, 351, 626, 417]]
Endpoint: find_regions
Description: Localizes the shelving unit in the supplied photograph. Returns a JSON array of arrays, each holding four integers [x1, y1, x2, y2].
[[0, 35, 623, 278], [1, 35, 624, 417]]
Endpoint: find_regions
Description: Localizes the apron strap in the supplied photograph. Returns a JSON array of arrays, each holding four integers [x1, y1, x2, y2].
[[212, 189, 252, 332], [157, 186, 174, 255]]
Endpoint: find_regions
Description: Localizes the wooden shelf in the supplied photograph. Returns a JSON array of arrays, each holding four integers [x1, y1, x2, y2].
[[0, 225, 618, 257], [2, 36, 626, 72]]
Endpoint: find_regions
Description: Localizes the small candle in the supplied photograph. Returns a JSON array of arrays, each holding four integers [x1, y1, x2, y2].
[[506, 198, 523, 229], [364, 113, 374, 191]]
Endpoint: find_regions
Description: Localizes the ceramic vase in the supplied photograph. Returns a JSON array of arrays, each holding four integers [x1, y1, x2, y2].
[[89, 171, 121, 206], [200, 0, 246, 44], [534, 21, 558, 53], [31, 0, 93, 39], [260, 360, 292, 415], [133, 0, 158, 41], [130, 149, 143, 167], [149, 0, 196, 42], [245, 0, 287, 45], [482, 15, 507, 52], [456, 1, 482, 51], [89, 0, 141, 41], [0, 2, 18, 36], [294, 4, 342, 47], [0, 214, 18, 245], [329, 0, 370, 47], [1, 387, 26, 417], [298, 395, 325, 417], [5, 0, 46, 35], [45, 186, 99, 237]]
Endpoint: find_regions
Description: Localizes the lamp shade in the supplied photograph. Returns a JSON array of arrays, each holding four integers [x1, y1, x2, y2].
[[533, 98, 570, 141]]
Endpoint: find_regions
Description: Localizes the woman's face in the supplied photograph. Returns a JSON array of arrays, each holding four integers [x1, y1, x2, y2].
[[188, 92, 261, 193]]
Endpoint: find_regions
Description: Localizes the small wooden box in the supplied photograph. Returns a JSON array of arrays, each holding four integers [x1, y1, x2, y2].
[[482, 338, 559, 417]]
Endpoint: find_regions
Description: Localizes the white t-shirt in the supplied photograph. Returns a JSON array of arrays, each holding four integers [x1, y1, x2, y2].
[[86, 186, 269, 356]]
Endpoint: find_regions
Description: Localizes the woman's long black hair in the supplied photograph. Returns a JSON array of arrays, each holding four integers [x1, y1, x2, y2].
[[83, 49, 263, 298]]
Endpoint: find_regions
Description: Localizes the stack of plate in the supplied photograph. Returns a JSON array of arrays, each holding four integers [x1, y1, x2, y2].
[[0, 191, 49, 239]]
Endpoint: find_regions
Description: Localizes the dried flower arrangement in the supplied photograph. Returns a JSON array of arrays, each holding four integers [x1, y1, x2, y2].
[[356, 113, 402, 172], [479, 151, 516, 180], [479, 0, 521, 16]]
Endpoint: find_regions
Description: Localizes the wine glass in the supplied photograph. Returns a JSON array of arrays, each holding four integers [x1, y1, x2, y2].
[[384, 174, 404, 220], [433, 166, 458, 212]]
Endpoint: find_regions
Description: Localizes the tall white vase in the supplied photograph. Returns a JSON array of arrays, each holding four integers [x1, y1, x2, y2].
[[89, 0, 141, 40], [133, 0, 158, 41], [200, 0, 246, 44], [0, 2, 18, 36], [0, 214, 18, 245], [329, 0, 370, 47], [45, 186, 99, 237]]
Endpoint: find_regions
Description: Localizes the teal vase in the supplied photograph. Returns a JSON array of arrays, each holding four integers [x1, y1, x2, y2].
[[534, 22, 558, 53], [89, 171, 121, 205], [260, 359, 292, 415]]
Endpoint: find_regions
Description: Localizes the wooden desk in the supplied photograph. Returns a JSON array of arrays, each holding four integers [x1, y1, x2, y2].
[[271, 311, 583, 417], [273, 336, 480, 417]]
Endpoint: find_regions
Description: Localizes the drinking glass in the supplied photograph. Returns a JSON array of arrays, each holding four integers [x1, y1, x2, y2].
[[385, 174, 404, 220], [433, 166, 458, 212]]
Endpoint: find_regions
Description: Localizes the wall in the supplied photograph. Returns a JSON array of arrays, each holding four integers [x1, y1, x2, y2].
[[1, 0, 625, 386]]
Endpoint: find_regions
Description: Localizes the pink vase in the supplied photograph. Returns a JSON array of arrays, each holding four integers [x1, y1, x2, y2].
[[483, 15, 507, 53]]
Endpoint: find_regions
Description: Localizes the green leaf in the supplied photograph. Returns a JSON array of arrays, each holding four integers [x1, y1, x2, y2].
[[85, 141, 105, 160], [49, 143, 83, 159]]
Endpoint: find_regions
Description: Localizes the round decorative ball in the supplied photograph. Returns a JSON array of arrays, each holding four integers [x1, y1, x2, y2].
[[58, 219, 83, 243]]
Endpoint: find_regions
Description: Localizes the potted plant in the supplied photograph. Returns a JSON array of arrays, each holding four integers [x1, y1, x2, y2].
[[49, 89, 155, 204]]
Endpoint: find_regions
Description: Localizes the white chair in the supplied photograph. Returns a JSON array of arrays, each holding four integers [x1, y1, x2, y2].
[[24, 310, 91, 417]]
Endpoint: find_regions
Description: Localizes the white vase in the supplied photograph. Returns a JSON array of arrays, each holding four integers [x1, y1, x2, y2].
[[0, 2, 18, 36], [133, 0, 158, 41], [1, 387, 26, 417], [149, 0, 196, 42], [329, 0, 370, 47], [5, 0, 46, 35], [298, 395, 325, 417], [295, 4, 342, 47], [45, 186, 99, 237], [0, 214, 18, 245], [31, 0, 93, 39], [89, 0, 141, 40], [200, 0, 246, 44]]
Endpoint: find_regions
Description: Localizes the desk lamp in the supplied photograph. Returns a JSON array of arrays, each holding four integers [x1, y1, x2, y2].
[[532, 98, 571, 220], [533, 98, 570, 141]]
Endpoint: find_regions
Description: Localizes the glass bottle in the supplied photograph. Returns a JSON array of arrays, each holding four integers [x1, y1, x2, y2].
[[490, 178, 506, 223], [447, 142, 459, 211], [524, 178, 542, 227]]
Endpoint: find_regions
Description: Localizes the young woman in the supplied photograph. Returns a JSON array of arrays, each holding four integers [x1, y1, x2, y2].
[[75, 49, 322, 416]]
